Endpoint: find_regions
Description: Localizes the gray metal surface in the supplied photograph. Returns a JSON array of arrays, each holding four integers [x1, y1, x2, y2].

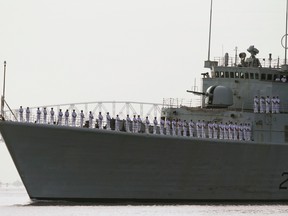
[[1, 121, 288, 200]]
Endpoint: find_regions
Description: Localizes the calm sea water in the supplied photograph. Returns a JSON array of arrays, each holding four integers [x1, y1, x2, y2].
[[1, 188, 288, 216]]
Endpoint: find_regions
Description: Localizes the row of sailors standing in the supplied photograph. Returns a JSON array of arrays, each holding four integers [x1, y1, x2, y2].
[[18, 106, 252, 141], [253, 96, 280, 113]]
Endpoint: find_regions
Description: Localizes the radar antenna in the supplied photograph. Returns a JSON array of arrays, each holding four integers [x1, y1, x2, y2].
[[281, 0, 288, 69]]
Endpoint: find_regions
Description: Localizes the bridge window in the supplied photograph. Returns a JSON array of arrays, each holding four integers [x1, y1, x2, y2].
[[255, 73, 259, 79], [225, 71, 229, 78], [267, 74, 272, 81], [245, 72, 249, 79], [240, 72, 244, 79], [235, 72, 239, 78], [261, 74, 266, 80], [230, 72, 234, 78], [220, 71, 224, 78], [250, 73, 254, 79], [215, 71, 219, 78]]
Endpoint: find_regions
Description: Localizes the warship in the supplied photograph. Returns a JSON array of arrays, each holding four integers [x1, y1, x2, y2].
[[1, 1, 288, 201]]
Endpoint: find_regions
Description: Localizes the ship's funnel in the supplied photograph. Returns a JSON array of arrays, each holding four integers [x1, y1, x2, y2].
[[205, 85, 233, 108]]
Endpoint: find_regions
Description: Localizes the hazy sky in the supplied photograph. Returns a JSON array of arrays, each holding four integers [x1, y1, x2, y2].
[[0, 0, 286, 182]]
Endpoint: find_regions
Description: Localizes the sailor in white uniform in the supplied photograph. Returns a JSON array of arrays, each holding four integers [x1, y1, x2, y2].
[[36, 107, 41, 123], [224, 122, 229, 140], [201, 120, 206, 138], [260, 96, 265, 113], [153, 117, 158, 135], [196, 120, 201, 138], [115, 114, 120, 131], [43, 107, 47, 124], [58, 109, 63, 125], [98, 112, 103, 129], [145, 116, 150, 134], [177, 119, 182, 136], [208, 121, 213, 138], [166, 119, 171, 135], [219, 122, 224, 139], [106, 112, 111, 130], [234, 122, 238, 140], [50, 108, 55, 124], [71, 109, 77, 126], [137, 115, 142, 132], [126, 114, 131, 133], [276, 96, 280, 113], [239, 123, 244, 141], [183, 120, 187, 137], [188, 120, 194, 137], [243, 123, 247, 140], [172, 119, 176, 136], [246, 123, 252, 141], [213, 121, 218, 139], [89, 111, 94, 128], [265, 96, 271, 113], [64, 109, 69, 126], [132, 115, 137, 133], [160, 118, 165, 135], [253, 96, 259, 113], [26, 107, 30, 123], [80, 110, 84, 127], [19, 106, 23, 122], [228, 122, 234, 140]]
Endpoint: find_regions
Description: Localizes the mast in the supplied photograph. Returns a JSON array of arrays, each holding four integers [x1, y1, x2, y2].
[[285, 0, 288, 65], [1, 61, 6, 118], [207, 0, 213, 61], [204, 0, 217, 68]]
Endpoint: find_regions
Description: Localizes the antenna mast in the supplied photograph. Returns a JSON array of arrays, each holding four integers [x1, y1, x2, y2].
[[207, 0, 213, 61], [1, 61, 6, 118], [204, 0, 217, 68], [285, 0, 288, 65]]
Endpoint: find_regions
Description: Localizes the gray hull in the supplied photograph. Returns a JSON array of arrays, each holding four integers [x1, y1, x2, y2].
[[1, 120, 288, 201]]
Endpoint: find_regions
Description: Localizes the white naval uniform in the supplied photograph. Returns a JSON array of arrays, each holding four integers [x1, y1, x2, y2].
[[19, 106, 23, 122], [196, 121, 201, 138], [36, 108, 41, 123], [43, 108, 47, 124], [265, 97, 271, 113], [160, 119, 165, 135], [98, 113, 103, 129], [72, 110, 77, 126], [229, 123, 234, 140], [224, 124, 229, 140], [253, 96, 259, 113], [239, 125, 244, 140], [64, 110, 69, 126], [145, 118, 150, 134], [26, 107, 30, 123], [137, 116, 142, 132], [213, 122, 218, 139], [172, 120, 176, 136], [89, 112, 94, 128], [58, 110, 63, 125], [106, 113, 111, 130], [166, 120, 171, 135], [208, 122, 213, 138], [50, 109, 55, 124], [126, 116, 131, 132], [153, 118, 158, 135], [188, 120, 194, 137], [115, 115, 120, 131], [182, 121, 187, 137], [260, 97, 265, 113], [177, 120, 182, 136], [132, 116, 137, 133], [219, 123, 224, 139], [80, 111, 85, 127], [201, 121, 206, 138]]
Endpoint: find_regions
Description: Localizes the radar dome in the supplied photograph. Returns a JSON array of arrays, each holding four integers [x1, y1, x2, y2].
[[205, 85, 233, 108]]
